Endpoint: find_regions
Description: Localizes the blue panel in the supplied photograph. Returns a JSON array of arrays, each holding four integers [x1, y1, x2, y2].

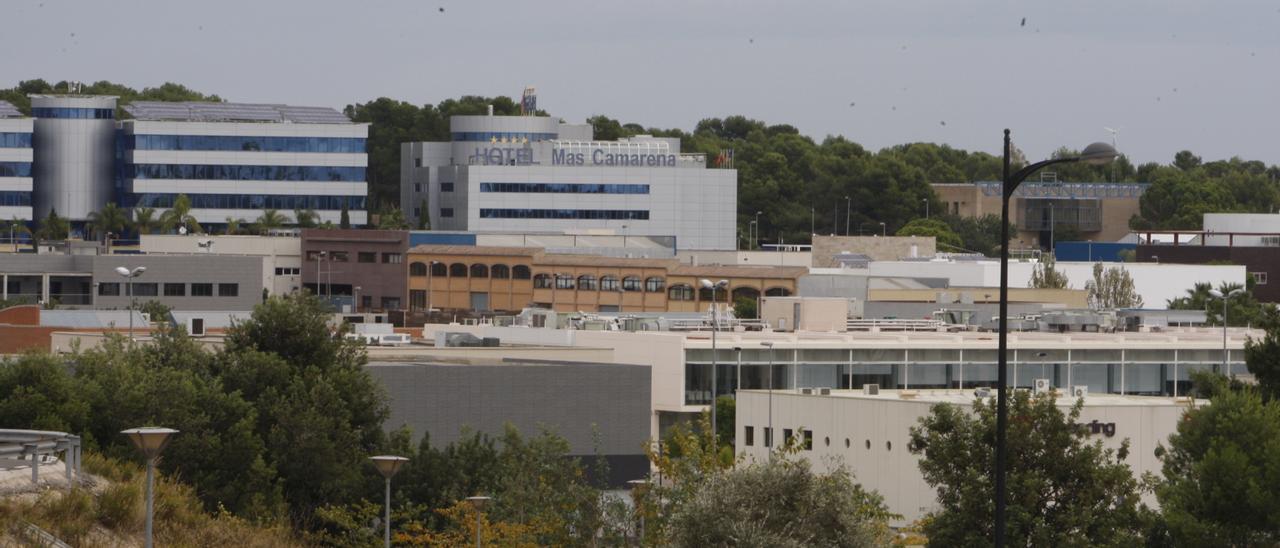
[[1054, 242, 1136, 262], [452, 131, 557, 143], [479, 209, 649, 220], [130, 135, 366, 153], [479, 182, 649, 194], [126, 193, 365, 211], [127, 164, 365, 182], [409, 232, 477, 246], [0, 191, 32, 206], [0, 133, 33, 148], [0, 162, 33, 177], [32, 108, 114, 119]]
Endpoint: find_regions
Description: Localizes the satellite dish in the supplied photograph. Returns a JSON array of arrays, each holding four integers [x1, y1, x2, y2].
[[178, 226, 188, 235]]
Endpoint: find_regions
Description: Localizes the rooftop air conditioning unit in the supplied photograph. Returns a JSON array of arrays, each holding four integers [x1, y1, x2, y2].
[[187, 317, 206, 337], [974, 387, 992, 398], [819, 388, 831, 395], [800, 388, 813, 395], [1071, 385, 1089, 399], [1034, 378, 1051, 395], [862, 384, 879, 395]]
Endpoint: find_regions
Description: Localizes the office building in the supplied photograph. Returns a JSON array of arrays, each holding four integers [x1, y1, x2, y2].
[[29, 95, 118, 222], [301, 228, 409, 312], [0, 101, 33, 223], [934, 181, 1148, 248], [139, 233, 303, 297], [1133, 213, 1280, 302], [401, 112, 736, 250]]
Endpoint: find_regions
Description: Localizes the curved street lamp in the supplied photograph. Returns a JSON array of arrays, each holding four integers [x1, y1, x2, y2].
[[1209, 288, 1245, 375], [466, 496, 492, 548], [370, 455, 409, 548], [699, 279, 730, 444], [995, 130, 1117, 547], [122, 427, 178, 548], [115, 266, 146, 341]]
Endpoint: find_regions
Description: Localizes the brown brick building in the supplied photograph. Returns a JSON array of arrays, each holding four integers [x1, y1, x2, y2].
[[933, 181, 1148, 249], [301, 229, 410, 312]]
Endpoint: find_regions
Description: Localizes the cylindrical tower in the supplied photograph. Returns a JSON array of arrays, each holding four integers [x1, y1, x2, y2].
[[30, 95, 117, 222]]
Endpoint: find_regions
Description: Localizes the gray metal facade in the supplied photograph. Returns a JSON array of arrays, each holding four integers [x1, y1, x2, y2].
[[91, 255, 264, 311], [30, 96, 118, 221]]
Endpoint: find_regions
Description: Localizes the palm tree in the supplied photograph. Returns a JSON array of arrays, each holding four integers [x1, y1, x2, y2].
[[133, 207, 160, 235], [254, 209, 290, 234], [293, 208, 318, 229], [86, 203, 130, 242], [225, 217, 248, 235], [159, 194, 203, 234]]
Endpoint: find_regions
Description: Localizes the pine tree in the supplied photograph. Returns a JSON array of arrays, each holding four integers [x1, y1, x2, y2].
[[339, 206, 350, 229]]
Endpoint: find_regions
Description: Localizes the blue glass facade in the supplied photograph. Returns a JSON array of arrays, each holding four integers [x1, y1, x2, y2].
[[452, 132, 557, 143], [0, 191, 32, 206], [0, 133, 33, 148], [479, 208, 649, 220], [128, 193, 365, 211], [479, 183, 649, 194], [31, 107, 114, 119], [129, 134, 366, 153], [127, 164, 365, 182], [0, 162, 33, 177]]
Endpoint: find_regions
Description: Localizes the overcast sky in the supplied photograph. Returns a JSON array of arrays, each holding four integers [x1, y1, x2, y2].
[[4, 0, 1278, 166]]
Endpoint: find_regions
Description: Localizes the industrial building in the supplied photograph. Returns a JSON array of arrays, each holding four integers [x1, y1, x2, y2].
[[933, 181, 1148, 248]]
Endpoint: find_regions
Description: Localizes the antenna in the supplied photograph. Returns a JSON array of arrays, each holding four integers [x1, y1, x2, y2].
[[1103, 126, 1122, 148]]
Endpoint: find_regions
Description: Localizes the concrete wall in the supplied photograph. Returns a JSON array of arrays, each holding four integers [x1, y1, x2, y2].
[[760, 297, 848, 332], [92, 255, 264, 311], [1136, 245, 1280, 302], [141, 234, 302, 296], [812, 235, 936, 266]]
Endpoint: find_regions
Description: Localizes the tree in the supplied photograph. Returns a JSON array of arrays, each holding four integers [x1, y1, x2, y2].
[[159, 194, 203, 234], [1245, 321, 1280, 402], [1085, 262, 1144, 309], [37, 208, 69, 241], [254, 209, 289, 234], [731, 295, 757, 319], [339, 206, 350, 229], [1154, 387, 1280, 545], [137, 299, 172, 321], [416, 198, 429, 230], [377, 208, 410, 230], [86, 203, 130, 241], [908, 391, 1150, 545], [293, 209, 318, 229], [895, 218, 963, 250], [1028, 255, 1070, 289], [1168, 281, 1278, 328], [133, 207, 161, 235]]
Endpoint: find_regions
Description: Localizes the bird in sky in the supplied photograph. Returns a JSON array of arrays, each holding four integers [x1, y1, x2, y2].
[[1020, 17, 1026, 27]]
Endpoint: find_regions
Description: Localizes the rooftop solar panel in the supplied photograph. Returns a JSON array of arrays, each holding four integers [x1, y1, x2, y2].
[[124, 101, 351, 124], [0, 101, 23, 118]]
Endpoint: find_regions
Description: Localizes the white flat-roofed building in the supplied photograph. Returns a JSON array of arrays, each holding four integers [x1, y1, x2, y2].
[[139, 233, 302, 296], [402, 113, 736, 250], [120, 101, 368, 228], [735, 388, 1201, 525], [0, 101, 34, 221]]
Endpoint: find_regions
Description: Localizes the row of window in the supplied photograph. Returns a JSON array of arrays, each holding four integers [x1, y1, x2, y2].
[[0, 162, 33, 178], [128, 134, 366, 153], [478, 183, 650, 194], [307, 250, 402, 264], [127, 193, 366, 211], [0, 191, 31, 206], [479, 208, 649, 220], [743, 427, 816, 451], [451, 132, 557, 143], [274, 267, 301, 276], [127, 163, 366, 182], [534, 274, 663, 292], [412, 262, 533, 279], [407, 263, 764, 301], [32, 107, 114, 119], [97, 282, 238, 297], [0, 133, 32, 148]]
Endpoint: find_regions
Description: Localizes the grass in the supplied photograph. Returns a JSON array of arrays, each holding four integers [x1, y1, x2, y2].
[[0, 452, 301, 547]]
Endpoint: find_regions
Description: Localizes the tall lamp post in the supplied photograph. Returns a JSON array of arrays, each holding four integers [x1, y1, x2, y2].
[[753, 211, 763, 250], [761, 340, 775, 458], [1209, 288, 1244, 375], [878, 222, 886, 237], [114, 266, 146, 341], [844, 196, 851, 236], [370, 455, 409, 548], [466, 496, 492, 548], [922, 198, 929, 219], [995, 129, 1117, 546], [700, 279, 729, 443], [121, 427, 178, 548]]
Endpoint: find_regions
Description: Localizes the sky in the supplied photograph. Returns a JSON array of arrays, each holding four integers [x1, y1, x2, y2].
[[4, 0, 1279, 166]]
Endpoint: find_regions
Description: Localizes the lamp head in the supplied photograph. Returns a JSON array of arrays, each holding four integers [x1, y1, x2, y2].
[[699, 278, 713, 289], [1209, 289, 1223, 298], [114, 266, 130, 277], [133, 266, 146, 276], [121, 427, 179, 460], [760, 341, 774, 348], [465, 496, 492, 511], [370, 455, 409, 479], [1078, 142, 1119, 166]]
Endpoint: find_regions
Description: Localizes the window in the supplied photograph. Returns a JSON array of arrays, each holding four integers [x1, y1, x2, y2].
[[784, 429, 794, 446], [451, 131, 558, 142], [744, 426, 754, 447], [129, 134, 365, 153], [470, 264, 489, 278], [622, 276, 642, 292], [32, 107, 114, 119], [600, 276, 619, 291], [430, 262, 447, 277], [1254, 272, 1268, 285], [381, 297, 402, 310], [132, 283, 158, 297], [413, 207, 420, 217], [491, 264, 510, 279], [409, 262, 428, 277], [414, 183, 421, 192], [273, 267, 300, 276], [127, 163, 365, 182], [97, 282, 120, 296], [128, 193, 365, 211], [668, 284, 694, 301], [533, 274, 553, 289], [382, 253, 403, 264], [164, 283, 185, 297], [764, 427, 773, 448], [576, 275, 596, 291], [191, 283, 214, 297], [645, 277, 665, 293], [441, 182, 454, 192], [410, 290, 426, 311], [358, 252, 376, 263], [414, 159, 422, 168], [512, 265, 532, 280], [479, 208, 649, 220], [804, 430, 813, 451], [218, 283, 239, 297], [0, 163, 33, 178], [555, 274, 575, 290], [479, 183, 649, 194], [440, 208, 454, 218], [361, 295, 373, 310], [306, 250, 324, 261], [449, 263, 468, 277], [330, 251, 349, 262]]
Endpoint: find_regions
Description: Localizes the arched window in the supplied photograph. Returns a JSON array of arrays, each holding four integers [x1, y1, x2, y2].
[[533, 273, 552, 288], [622, 276, 642, 292], [668, 284, 694, 301], [512, 265, 532, 280], [430, 262, 447, 277], [556, 274, 575, 289], [600, 276, 620, 291], [449, 263, 468, 277], [765, 287, 792, 297], [491, 264, 510, 279], [577, 275, 597, 291], [645, 277, 665, 293], [409, 262, 427, 277], [470, 264, 489, 278]]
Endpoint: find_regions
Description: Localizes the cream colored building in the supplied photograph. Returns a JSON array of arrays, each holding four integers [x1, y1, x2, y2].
[[140, 234, 302, 296]]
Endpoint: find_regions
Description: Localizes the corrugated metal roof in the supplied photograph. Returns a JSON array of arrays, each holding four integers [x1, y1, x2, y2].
[[124, 101, 351, 124], [0, 101, 23, 118]]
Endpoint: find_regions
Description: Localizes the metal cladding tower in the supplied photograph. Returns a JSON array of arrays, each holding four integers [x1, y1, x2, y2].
[[30, 95, 118, 223]]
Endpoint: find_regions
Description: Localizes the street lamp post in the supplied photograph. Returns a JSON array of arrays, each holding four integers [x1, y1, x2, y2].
[[844, 196, 851, 236], [121, 427, 178, 548], [1209, 288, 1244, 375], [754, 211, 763, 250], [761, 341, 775, 458], [922, 198, 929, 219], [466, 496, 492, 548], [995, 129, 1117, 547], [370, 455, 409, 548], [114, 266, 146, 341], [700, 279, 729, 444], [879, 222, 886, 237]]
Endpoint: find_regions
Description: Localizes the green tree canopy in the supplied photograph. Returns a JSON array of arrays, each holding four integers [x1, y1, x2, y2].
[[1085, 262, 1144, 309], [86, 203, 130, 241], [1029, 255, 1070, 289], [895, 217, 963, 250]]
